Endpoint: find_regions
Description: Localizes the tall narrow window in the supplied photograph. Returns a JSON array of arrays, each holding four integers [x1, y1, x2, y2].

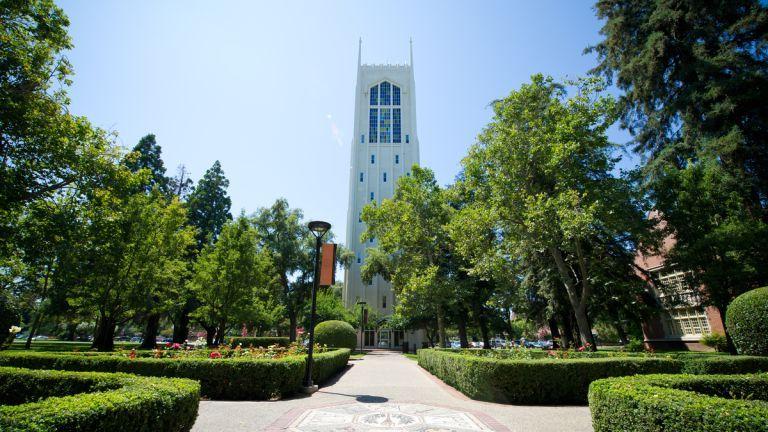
[[370, 192, 374, 201], [370, 86, 378, 106], [357, 257, 361, 264], [369, 109, 378, 143], [393, 86, 400, 105], [371, 154, 375, 164], [383, 172, 387, 182], [360, 134, 364, 143], [380, 81, 391, 105], [359, 172, 364, 182], [382, 296, 387, 308], [395, 155, 399, 164], [358, 212, 362, 223], [405, 134, 409, 143], [379, 108, 391, 143], [393, 108, 401, 143]]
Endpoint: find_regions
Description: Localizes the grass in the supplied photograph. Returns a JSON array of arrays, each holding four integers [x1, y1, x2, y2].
[[349, 350, 368, 360], [403, 353, 418, 361]]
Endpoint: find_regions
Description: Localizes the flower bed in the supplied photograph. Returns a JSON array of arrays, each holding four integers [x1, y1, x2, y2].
[[228, 336, 289, 348], [417, 349, 680, 404], [588, 373, 768, 431], [0, 367, 199, 432], [0, 348, 350, 400]]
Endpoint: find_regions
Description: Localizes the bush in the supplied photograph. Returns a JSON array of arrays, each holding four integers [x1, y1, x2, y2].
[[0, 293, 20, 349], [228, 337, 289, 348], [417, 349, 681, 404], [727, 286, 768, 356], [680, 355, 768, 374], [700, 332, 729, 352], [0, 348, 350, 400], [314, 320, 357, 350], [0, 367, 199, 432], [589, 373, 768, 432]]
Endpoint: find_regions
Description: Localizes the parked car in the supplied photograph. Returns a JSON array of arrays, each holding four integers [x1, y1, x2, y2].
[[32, 335, 49, 340], [450, 340, 461, 349], [129, 336, 143, 343]]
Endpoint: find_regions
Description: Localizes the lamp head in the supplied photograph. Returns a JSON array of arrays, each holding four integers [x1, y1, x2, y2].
[[308, 220, 331, 238]]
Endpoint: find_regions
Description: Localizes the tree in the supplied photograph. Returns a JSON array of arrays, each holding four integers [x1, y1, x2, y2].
[[590, 0, 768, 350], [361, 166, 456, 347], [190, 215, 274, 346], [124, 134, 169, 194], [461, 75, 650, 350], [187, 161, 232, 249], [252, 199, 315, 341], [0, 0, 116, 224]]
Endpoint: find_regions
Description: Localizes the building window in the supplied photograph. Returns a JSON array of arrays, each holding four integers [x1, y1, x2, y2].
[[369, 238, 373, 243], [370, 85, 378, 106], [393, 86, 400, 105], [379, 108, 391, 143], [358, 212, 362, 223], [369, 109, 378, 143], [383, 172, 387, 182], [379, 81, 391, 105], [370, 192, 374, 201], [361, 134, 364, 143], [406, 134, 409, 143], [382, 295, 387, 308], [371, 154, 375, 164], [359, 172, 364, 182], [357, 257, 361, 264], [395, 155, 399, 164], [663, 307, 711, 337], [393, 108, 401, 143]]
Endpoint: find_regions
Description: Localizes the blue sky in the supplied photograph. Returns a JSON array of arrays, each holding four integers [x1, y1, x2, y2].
[[58, 1, 632, 247]]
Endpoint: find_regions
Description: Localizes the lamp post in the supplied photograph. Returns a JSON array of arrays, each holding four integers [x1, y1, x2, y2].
[[356, 300, 367, 354], [303, 220, 331, 392]]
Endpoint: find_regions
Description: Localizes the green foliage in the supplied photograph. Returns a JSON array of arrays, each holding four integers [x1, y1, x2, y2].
[[680, 356, 768, 375], [314, 320, 357, 350], [0, 367, 199, 432], [229, 337, 289, 348], [302, 290, 355, 329], [190, 215, 276, 345], [124, 134, 169, 194], [624, 338, 645, 353], [588, 373, 768, 432], [417, 349, 680, 404], [0, 292, 20, 347], [187, 160, 232, 249], [727, 287, 768, 356], [700, 332, 729, 353], [0, 349, 349, 400]]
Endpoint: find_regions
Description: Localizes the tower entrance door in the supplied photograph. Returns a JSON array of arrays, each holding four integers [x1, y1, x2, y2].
[[378, 330, 390, 348]]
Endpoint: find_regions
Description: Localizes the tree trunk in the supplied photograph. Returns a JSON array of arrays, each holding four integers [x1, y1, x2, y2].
[[93, 315, 115, 351], [214, 320, 227, 346], [172, 306, 191, 343], [716, 304, 738, 354], [474, 307, 491, 349], [436, 305, 448, 348], [560, 311, 573, 349], [288, 312, 297, 342], [140, 313, 161, 349], [574, 304, 596, 351], [202, 324, 216, 346], [456, 308, 469, 348], [548, 317, 561, 349], [24, 311, 44, 350], [549, 245, 596, 351]]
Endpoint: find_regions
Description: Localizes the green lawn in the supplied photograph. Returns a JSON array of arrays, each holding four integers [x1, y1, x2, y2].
[[403, 353, 418, 361]]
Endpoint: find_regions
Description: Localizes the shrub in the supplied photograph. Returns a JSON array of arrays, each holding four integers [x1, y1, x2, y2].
[[700, 332, 729, 352], [680, 355, 768, 374], [0, 293, 20, 349], [229, 336, 289, 348], [589, 373, 768, 432], [314, 320, 357, 350], [417, 349, 681, 404], [0, 348, 350, 400], [727, 286, 768, 356], [0, 367, 199, 432]]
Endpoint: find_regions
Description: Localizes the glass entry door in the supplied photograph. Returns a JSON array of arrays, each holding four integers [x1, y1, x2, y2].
[[378, 330, 390, 348], [364, 330, 376, 348]]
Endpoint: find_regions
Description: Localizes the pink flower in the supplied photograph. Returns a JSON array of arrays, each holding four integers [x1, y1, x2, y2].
[[172, 343, 181, 350], [209, 351, 222, 359], [577, 346, 585, 352], [165, 342, 172, 348], [129, 349, 136, 360]]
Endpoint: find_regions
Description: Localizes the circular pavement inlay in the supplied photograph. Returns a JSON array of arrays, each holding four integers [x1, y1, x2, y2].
[[287, 402, 497, 431]]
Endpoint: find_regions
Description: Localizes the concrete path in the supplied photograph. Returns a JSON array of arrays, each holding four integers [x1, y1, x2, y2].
[[192, 351, 593, 431]]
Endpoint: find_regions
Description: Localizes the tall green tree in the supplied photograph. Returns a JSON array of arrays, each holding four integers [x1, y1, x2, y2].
[[461, 75, 650, 349], [187, 161, 232, 249], [190, 215, 275, 346], [124, 134, 169, 194], [590, 0, 768, 349]]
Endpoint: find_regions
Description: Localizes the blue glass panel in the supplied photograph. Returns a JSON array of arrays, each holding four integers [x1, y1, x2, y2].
[[380, 81, 391, 105], [395, 154, 399, 164], [371, 154, 375, 164], [370, 192, 374, 201], [406, 134, 409, 143], [370, 85, 378, 106], [359, 172, 363, 182], [361, 134, 364, 143], [393, 108, 401, 143], [369, 109, 378, 143], [383, 172, 387, 182], [379, 108, 391, 143], [393, 85, 400, 105]]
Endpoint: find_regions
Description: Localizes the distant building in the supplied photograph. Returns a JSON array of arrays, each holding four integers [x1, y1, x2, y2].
[[342, 40, 424, 350], [634, 233, 725, 351]]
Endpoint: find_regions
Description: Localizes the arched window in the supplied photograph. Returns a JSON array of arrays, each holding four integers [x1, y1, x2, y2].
[[369, 81, 401, 143]]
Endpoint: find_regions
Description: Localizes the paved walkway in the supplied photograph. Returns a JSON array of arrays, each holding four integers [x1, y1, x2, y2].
[[192, 351, 593, 431]]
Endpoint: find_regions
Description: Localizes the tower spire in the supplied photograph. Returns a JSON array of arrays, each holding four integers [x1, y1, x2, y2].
[[409, 37, 413, 67], [358, 37, 362, 67]]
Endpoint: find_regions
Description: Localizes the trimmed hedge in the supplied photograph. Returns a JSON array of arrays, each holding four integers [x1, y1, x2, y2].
[[681, 355, 768, 374], [0, 367, 199, 432], [589, 373, 768, 432], [0, 348, 350, 400], [314, 320, 357, 350], [228, 336, 290, 348], [727, 286, 768, 356], [417, 349, 681, 404]]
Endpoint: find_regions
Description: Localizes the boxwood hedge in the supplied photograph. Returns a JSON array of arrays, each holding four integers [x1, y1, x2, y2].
[[0, 367, 199, 432], [727, 286, 768, 356], [589, 373, 768, 432], [228, 337, 290, 348], [0, 348, 350, 400], [417, 349, 681, 404]]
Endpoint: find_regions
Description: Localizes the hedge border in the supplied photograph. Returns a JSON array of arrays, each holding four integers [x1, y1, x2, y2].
[[0, 367, 199, 432], [0, 348, 350, 400], [588, 373, 768, 432], [228, 337, 290, 348], [417, 349, 681, 404]]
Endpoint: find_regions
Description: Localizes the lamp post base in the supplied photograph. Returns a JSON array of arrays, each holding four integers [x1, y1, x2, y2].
[[302, 385, 319, 394]]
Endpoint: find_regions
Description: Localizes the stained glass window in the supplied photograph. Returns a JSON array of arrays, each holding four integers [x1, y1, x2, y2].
[[369, 109, 378, 143]]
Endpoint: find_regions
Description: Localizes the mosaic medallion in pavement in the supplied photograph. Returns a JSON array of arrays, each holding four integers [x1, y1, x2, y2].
[[286, 402, 496, 431]]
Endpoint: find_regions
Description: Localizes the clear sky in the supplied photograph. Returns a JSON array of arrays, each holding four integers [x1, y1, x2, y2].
[[57, 1, 632, 247]]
